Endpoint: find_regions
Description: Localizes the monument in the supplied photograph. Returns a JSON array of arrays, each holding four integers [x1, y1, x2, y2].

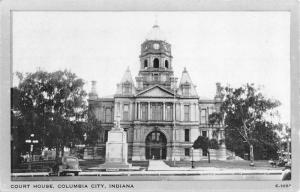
[[99, 115, 132, 169]]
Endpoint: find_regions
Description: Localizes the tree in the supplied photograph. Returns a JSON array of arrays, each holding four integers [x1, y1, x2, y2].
[[193, 136, 215, 163], [12, 70, 88, 159], [219, 83, 280, 165]]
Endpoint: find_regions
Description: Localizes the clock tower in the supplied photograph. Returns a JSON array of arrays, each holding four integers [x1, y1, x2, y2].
[[136, 24, 177, 92]]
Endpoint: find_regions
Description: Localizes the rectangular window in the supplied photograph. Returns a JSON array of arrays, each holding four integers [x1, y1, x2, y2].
[[105, 108, 111, 123], [202, 130, 207, 137], [166, 104, 173, 121], [123, 84, 131, 94], [123, 104, 129, 121], [201, 109, 206, 124], [184, 105, 190, 121], [152, 103, 162, 120], [202, 150, 207, 156], [185, 129, 190, 142], [153, 73, 159, 81], [185, 148, 190, 156], [183, 87, 190, 96], [141, 103, 148, 121], [104, 130, 109, 142]]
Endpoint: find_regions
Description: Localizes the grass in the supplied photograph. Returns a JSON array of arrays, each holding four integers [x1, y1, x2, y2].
[[79, 159, 149, 171], [164, 160, 283, 170]]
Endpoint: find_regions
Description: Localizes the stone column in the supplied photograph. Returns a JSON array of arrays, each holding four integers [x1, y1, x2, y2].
[[139, 102, 142, 121], [129, 102, 132, 121], [135, 102, 137, 120], [163, 102, 165, 120], [136, 102, 139, 120], [180, 102, 184, 121], [196, 103, 199, 122], [120, 102, 123, 120], [148, 102, 151, 120]]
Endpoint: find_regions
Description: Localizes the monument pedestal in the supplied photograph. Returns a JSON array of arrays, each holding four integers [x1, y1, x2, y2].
[[99, 125, 131, 169]]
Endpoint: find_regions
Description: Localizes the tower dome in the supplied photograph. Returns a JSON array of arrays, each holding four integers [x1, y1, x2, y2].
[[145, 25, 167, 41]]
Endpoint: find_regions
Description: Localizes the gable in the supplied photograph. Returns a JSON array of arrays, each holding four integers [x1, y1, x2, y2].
[[137, 86, 174, 97]]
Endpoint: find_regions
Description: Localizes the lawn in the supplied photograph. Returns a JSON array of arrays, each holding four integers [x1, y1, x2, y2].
[[164, 160, 283, 170], [79, 159, 282, 170], [79, 160, 149, 171]]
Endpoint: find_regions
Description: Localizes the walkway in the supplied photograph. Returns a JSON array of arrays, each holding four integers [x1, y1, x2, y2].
[[148, 160, 172, 170]]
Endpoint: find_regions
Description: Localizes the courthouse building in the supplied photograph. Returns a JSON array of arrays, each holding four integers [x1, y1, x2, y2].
[[88, 24, 227, 161]]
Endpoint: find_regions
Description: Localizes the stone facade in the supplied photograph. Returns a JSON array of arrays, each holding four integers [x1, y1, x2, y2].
[[88, 24, 226, 161]]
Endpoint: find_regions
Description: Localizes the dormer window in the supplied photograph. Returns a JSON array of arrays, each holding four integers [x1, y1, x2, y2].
[[153, 58, 159, 68], [182, 85, 190, 96], [123, 83, 131, 94], [144, 60, 148, 68], [165, 60, 169, 68]]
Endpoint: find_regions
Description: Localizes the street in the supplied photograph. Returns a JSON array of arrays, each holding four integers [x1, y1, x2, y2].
[[12, 174, 282, 181]]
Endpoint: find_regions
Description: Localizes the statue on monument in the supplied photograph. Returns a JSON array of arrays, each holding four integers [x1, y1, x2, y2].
[[114, 114, 121, 130], [99, 113, 131, 169]]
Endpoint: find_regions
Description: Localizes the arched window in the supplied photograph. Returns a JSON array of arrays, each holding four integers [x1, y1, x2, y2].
[[144, 60, 148, 68], [153, 58, 159, 68], [165, 60, 169, 68]]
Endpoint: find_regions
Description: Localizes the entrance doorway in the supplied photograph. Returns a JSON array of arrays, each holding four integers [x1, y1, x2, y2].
[[145, 131, 167, 160]]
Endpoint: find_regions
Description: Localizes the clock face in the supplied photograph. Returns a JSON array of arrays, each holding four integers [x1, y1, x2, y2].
[[153, 43, 160, 50]]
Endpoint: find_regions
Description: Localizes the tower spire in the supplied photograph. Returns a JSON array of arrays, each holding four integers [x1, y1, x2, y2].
[[154, 14, 158, 27]]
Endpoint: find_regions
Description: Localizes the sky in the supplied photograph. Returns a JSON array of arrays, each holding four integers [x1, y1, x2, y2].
[[12, 11, 290, 124]]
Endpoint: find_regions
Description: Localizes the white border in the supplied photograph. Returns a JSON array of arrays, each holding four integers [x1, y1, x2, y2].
[[0, 0, 299, 192]]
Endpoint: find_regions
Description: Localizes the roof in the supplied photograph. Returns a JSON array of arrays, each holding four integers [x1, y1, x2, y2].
[[179, 67, 193, 85], [178, 67, 199, 97], [136, 84, 175, 97], [145, 25, 167, 41], [120, 66, 134, 84]]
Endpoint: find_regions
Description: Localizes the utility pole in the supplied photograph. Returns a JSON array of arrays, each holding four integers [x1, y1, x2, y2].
[[25, 134, 38, 170]]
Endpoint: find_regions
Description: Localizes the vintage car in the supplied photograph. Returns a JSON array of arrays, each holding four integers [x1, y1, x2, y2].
[[281, 162, 291, 181], [56, 156, 82, 176]]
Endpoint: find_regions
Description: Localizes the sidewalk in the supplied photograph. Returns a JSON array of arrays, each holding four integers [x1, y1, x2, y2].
[[11, 168, 282, 177], [12, 167, 282, 177], [12, 160, 284, 177]]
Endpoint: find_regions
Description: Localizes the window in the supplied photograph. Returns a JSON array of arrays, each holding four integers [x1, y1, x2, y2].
[[153, 58, 159, 68], [141, 103, 148, 121], [105, 108, 111, 122], [104, 130, 109, 142], [151, 103, 162, 120], [165, 60, 169, 68], [153, 73, 159, 81], [201, 109, 206, 124], [185, 148, 190, 156], [123, 104, 129, 121], [202, 150, 207, 156], [123, 84, 131, 94], [165, 104, 173, 121], [147, 131, 165, 143], [183, 87, 190, 96], [185, 129, 190, 142], [184, 105, 190, 121], [202, 130, 207, 137], [144, 60, 148, 68]]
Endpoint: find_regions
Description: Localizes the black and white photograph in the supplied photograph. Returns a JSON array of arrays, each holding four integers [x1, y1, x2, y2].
[[1, 0, 299, 192]]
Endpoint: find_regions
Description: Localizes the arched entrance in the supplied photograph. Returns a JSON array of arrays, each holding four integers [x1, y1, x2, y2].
[[145, 131, 167, 160]]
